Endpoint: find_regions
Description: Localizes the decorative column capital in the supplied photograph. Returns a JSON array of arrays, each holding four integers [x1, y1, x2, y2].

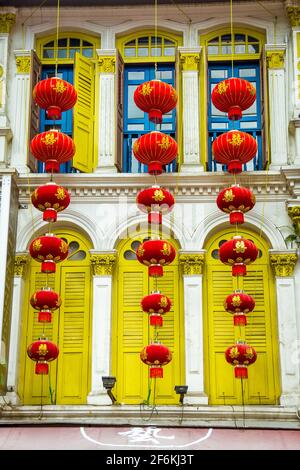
[[285, 1, 300, 26], [179, 251, 205, 275], [0, 13, 16, 34], [98, 56, 116, 74], [287, 205, 300, 224], [14, 253, 29, 277], [90, 251, 117, 275], [265, 45, 286, 69], [14, 50, 31, 74], [179, 53, 201, 72], [269, 251, 298, 277]]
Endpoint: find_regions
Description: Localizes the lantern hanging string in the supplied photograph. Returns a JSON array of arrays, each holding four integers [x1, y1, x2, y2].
[[54, 0, 61, 77], [38, 373, 44, 420], [241, 377, 246, 428], [230, 0, 234, 78], [154, 0, 158, 79]]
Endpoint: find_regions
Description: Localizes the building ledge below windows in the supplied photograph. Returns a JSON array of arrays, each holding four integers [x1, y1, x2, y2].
[[0, 404, 299, 429]]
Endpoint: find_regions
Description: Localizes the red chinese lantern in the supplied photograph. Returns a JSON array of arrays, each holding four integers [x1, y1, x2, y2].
[[30, 287, 62, 323], [219, 235, 258, 276], [225, 342, 257, 378], [140, 343, 172, 378], [224, 291, 255, 326], [211, 77, 256, 121], [136, 239, 176, 277], [134, 80, 177, 124], [216, 185, 256, 224], [141, 292, 172, 327], [33, 77, 77, 120], [133, 131, 178, 175], [27, 339, 59, 375], [212, 130, 257, 174], [136, 186, 175, 224], [30, 130, 75, 173], [31, 183, 71, 222], [29, 234, 69, 273]]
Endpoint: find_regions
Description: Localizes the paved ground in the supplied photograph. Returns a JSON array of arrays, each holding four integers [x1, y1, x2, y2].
[[0, 425, 299, 450]]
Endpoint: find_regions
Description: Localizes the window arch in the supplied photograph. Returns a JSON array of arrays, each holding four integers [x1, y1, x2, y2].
[[36, 32, 100, 64], [117, 30, 182, 62]]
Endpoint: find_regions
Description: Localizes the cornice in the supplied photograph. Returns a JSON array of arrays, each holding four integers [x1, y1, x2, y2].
[[16, 171, 295, 203]]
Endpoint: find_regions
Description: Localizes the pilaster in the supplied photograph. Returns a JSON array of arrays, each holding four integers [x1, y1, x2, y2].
[[0, 14, 15, 167], [11, 50, 31, 174], [179, 251, 208, 405], [265, 45, 288, 169], [178, 47, 204, 174], [88, 251, 117, 405], [269, 249, 300, 406], [95, 49, 117, 174]]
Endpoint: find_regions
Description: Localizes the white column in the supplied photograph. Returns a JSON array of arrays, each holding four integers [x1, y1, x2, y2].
[[0, 16, 15, 166], [270, 250, 300, 406], [6, 254, 28, 405], [179, 252, 208, 405], [87, 252, 117, 405], [266, 45, 288, 169], [95, 49, 117, 173], [178, 48, 204, 173], [294, 120, 300, 165], [10, 50, 31, 174]]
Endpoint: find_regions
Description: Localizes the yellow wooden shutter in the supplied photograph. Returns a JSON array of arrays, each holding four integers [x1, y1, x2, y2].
[[23, 270, 58, 404], [73, 52, 95, 172], [151, 266, 181, 404], [115, 265, 149, 403], [56, 266, 91, 404], [115, 50, 124, 172], [27, 50, 41, 172]]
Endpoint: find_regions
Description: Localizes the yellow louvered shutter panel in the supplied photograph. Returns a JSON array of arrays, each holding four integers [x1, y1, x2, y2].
[[242, 265, 278, 404], [150, 266, 181, 404], [73, 52, 95, 173], [116, 266, 149, 403], [206, 265, 237, 404], [56, 266, 91, 404], [23, 269, 58, 404], [204, 229, 279, 405]]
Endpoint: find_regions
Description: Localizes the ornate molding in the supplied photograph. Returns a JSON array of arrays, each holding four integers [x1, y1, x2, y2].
[[14, 254, 29, 277], [266, 50, 285, 69], [288, 206, 300, 226], [180, 53, 201, 72], [0, 13, 16, 34], [90, 253, 117, 275], [269, 252, 298, 277], [179, 253, 205, 275], [98, 56, 116, 74], [15, 56, 31, 74], [285, 2, 300, 26]]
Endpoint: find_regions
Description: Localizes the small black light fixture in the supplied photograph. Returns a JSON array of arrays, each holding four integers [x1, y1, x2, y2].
[[102, 376, 117, 404], [174, 385, 188, 405]]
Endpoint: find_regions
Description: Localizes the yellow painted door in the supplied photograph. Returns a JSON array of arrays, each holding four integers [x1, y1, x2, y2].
[[204, 228, 280, 405], [112, 235, 183, 404], [19, 231, 92, 405]]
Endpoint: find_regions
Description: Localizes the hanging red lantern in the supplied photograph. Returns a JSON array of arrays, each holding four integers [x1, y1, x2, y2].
[[27, 339, 59, 375], [33, 77, 77, 120], [140, 343, 172, 378], [211, 77, 256, 121], [134, 80, 177, 124], [133, 131, 178, 175], [136, 186, 175, 224], [29, 234, 69, 273], [30, 288, 62, 323], [141, 292, 172, 327], [136, 239, 176, 277], [31, 182, 71, 222], [216, 185, 256, 224], [225, 342, 257, 378], [224, 291, 255, 326], [212, 130, 257, 173], [219, 235, 258, 276], [30, 130, 75, 173]]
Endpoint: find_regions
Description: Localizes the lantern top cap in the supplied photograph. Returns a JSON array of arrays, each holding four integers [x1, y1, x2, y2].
[[233, 235, 243, 240], [41, 287, 53, 292], [151, 290, 161, 294], [44, 233, 55, 237]]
